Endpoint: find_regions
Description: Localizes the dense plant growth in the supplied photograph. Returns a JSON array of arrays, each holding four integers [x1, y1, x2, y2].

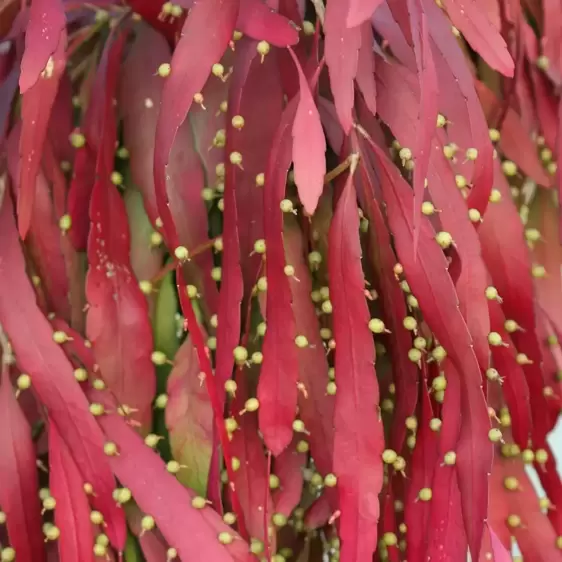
[[1, 0, 562, 560]]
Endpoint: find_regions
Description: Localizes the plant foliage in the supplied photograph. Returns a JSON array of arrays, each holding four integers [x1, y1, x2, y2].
[[0, 0, 562, 561]]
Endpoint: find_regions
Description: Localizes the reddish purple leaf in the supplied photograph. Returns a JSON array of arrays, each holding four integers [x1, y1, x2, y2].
[[406, 0, 438, 251], [96, 411, 253, 562], [427, 142, 490, 370], [487, 301, 531, 449], [479, 165, 552, 446], [126, 503, 169, 562], [488, 526, 512, 562], [238, 0, 300, 46], [19, 0, 65, 93], [347, 0, 384, 27], [119, 23, 170, 227], [153, 0, 238, 248], [229, 369, 274, 543], [427, 364, 467, 562], [355, 22, 377, 117], [328, 157, 384, 562], [271, 439, 306, 517], [289, 48, 326, 216], [6, 125, 70, 322], [175, 267, 249, 539], [325, 0, 361, 133], [49, 424, 95, 562], [68, 30, 126, 250], [86, 28, 155, 434], [0, 370, 45, 562], [443, 0, 514, 76], [0, 190, 126, 550], [17, 23, 66, 239], [367, 140, 491, 561], [228, 41, 283, 298], [213, 41, 246, 404], [284, 217, 335, 479], [405, 379, 438, 562], [166, 336, 213, 496], [258, 102, 299, 456], [476, 80, 552, 186]]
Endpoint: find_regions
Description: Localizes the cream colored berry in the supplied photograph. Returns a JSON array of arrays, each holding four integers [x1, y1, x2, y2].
[[382, 449, 398, 464], [244, 398, 259, 412], [435, 231, 453, 249], [16, 373, 31, 390], [295, 335, 309, 348], [141, 515, 155, 531], [403, 316, 417, 330], [368, 318, 386, 334], [488, 428, 503, 442], [158, 63, 171, 77], [174, 246, 189, 261], [488, 332, 504, 346], [443, 451, 456, 465], [233, 346, 248, 364]]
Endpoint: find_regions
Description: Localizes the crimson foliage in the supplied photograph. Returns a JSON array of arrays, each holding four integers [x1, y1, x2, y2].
[[0, 0, 561, 561]]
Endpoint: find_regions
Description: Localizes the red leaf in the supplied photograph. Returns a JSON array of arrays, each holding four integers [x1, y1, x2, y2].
[[119, 23, 170, 227], [487, 301, 531, 448], [367, 141, 491, 560], [229, 370, 274, 543], [354, 129, 418, 450], [325, 0, 361, 133], [19, 0, 65, 93], [289, 48, 326, 216], [489, 453, 562, 560], [175, 267, 249, 539], [347, 0, 384, 27], [427, 364, 467, 561], [228, 41, 283, 298], [0, 371, 45, 562], [540, 0, 562, 83], [18, 24, 66, 239], [126, 503, 169, 562], [355, 23, 377, 117], [405, 379, 438, 561], [96, 412, 254, 562], [213, 41, 246, 404], [427, 142, 490, 371], [68, 30, 126, 250], [124, 0, 183, 44], [49, 424, 95, 562], [479, 165, 552, 446], [271, 439, 306, 517], [284, 217, 335, 478], [166, 336, 213, 496], [530, 190, 562, 336], [67, 146, 96, 250], [488, 526, 512, 562], [423, 0, 495, 215], [237, 0, 300, 46], [258, 102, 299, 456], [406, 0, 438, 250], [443, 0, 514, 76], [6, 125, 70, 322], [475, 80, 552, 186], [86, 28, 155, 433], [328, 157, 384, 562], [153, 0, 238, 248], [0, 190, 126, 550]]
